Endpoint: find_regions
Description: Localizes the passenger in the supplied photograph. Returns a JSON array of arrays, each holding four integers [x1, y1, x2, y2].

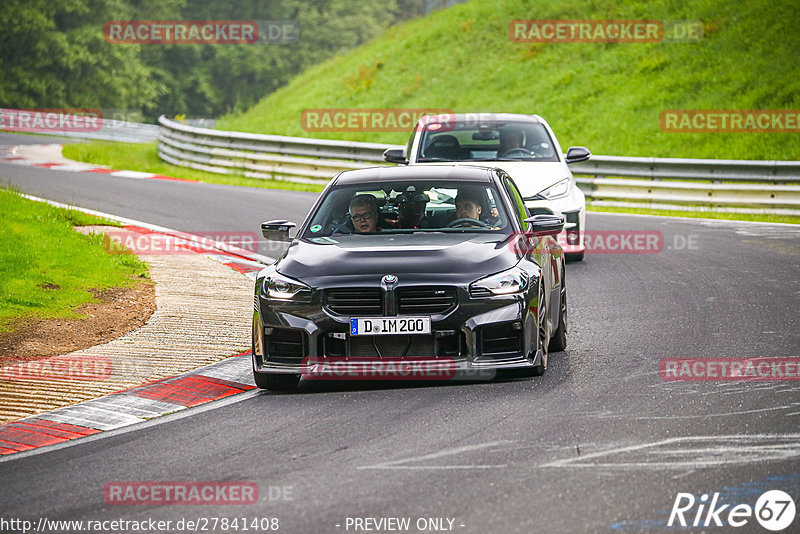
[[395, 191, 430, 229], [487, 206, 501, 226], [349, 194, 380, 233]]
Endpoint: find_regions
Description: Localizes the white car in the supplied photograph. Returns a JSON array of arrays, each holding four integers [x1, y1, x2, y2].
[[384, 113, 590, 261]]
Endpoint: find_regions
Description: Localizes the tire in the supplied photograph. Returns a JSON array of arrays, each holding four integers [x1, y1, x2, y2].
[[548, 269, 567, 352], [565, 252, 584, 263], [529, 283, 549, 376], [253, 371, 300, 391]]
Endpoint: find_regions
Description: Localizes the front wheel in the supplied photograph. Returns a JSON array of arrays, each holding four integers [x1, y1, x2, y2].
[[253, 371, 300, 391], [548, 270, 567, 352], [565, 252, 584, 263], [529, 283, 549, 376]]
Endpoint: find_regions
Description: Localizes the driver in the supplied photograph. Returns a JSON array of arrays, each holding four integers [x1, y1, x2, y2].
[[454, 190, 483, 226], [498, 128, 525, 157], [349, 194, 380, 233]]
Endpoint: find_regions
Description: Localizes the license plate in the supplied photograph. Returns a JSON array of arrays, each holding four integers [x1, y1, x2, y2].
[[350, 317, 431, 336]]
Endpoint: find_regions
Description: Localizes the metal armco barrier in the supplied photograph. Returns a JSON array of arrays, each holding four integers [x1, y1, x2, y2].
[[570, 157, 800, 214], [157, 116, 800, 214], [0, 108, 158, 143], [158, 115, 394, 185]]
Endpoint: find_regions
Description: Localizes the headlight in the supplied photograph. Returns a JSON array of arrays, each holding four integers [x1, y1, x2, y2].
[[538, 178, 572, 200], [262, 273, 311, 301], [471, 267, 529, 295]]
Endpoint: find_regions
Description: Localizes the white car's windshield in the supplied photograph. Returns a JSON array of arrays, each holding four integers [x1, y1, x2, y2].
[[417, 120, 559, 162]]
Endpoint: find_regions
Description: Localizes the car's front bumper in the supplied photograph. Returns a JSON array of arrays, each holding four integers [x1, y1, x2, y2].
[[254, 357, 523, 381], [252, 285, 544, 378]]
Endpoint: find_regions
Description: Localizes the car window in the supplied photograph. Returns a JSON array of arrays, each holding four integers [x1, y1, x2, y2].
[[416, 120, 559, 162], [503, 176, 530, 231], [301, 180, 513, 238], [405, 132, 414, 162]]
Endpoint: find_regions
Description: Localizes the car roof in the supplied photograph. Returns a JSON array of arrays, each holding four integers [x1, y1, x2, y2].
[[333, 165, 497, 185]]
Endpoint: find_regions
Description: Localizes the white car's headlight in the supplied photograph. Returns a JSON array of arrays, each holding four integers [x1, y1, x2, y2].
[[262, 273, 311, 300], [538, 178, 572, 200], [471, 267, 529, 295]]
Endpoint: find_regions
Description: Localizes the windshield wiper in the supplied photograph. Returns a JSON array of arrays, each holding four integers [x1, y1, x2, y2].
[[469, 157, 535, 162], [381, 229, 431, 234], [525, 194, 547, 201], [417, 157, 455, 162]]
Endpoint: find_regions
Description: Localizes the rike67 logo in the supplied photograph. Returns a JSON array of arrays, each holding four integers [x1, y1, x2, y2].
[[669, 490, 796, 531]]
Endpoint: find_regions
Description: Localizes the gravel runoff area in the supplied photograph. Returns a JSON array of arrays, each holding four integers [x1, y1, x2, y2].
[[0, 227, 254, 425]]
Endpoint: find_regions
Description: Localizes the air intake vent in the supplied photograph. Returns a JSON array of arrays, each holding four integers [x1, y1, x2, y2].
[[398, 287, 456, 314], [479, 322, 522, 357], [349, 335, 435, 358], [325, 288, 382, 315], [265, 328, 306, 363]]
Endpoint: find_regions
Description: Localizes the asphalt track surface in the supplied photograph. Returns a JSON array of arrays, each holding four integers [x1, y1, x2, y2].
[[1, 133, 799, 533]]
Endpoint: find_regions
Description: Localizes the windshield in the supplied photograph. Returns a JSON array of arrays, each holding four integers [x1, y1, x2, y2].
[[301, 180, 513, 238], [416, 119, 558, 162]]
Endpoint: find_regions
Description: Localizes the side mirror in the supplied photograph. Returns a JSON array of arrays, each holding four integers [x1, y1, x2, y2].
[[524, 214, 564, 237], [261, 220, 296, 242], [383, 148, 408, 164], [565, 146, 591, 164]]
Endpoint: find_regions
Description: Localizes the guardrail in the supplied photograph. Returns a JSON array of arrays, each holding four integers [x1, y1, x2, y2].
[[57, 120, 159, 143], [0, 108, 158, 143], [157, 116, 800, 214], [569, 157, 800, 214], [158, 115, 393, 185]]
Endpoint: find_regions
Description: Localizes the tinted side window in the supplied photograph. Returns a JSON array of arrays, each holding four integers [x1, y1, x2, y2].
[[406, 132, 415, 161], [503, 176, 530, 230]]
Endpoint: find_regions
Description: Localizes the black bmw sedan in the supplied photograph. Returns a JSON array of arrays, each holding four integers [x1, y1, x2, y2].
[[253, 165, 567, 390]]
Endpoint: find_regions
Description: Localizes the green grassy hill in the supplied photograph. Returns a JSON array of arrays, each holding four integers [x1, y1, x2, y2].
[[217, 0, 800, 160]]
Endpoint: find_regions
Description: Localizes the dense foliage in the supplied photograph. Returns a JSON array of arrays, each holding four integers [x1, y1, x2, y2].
[[0, 0, 431, 120]]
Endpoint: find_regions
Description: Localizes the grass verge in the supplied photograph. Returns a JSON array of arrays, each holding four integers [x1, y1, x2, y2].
[[61, 141, 326, 193], [0, 186, 150, 333]]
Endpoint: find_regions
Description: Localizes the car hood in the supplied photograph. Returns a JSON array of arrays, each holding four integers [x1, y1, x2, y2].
[[411, 161, 570, 198], [276, 233, 519, 287]]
